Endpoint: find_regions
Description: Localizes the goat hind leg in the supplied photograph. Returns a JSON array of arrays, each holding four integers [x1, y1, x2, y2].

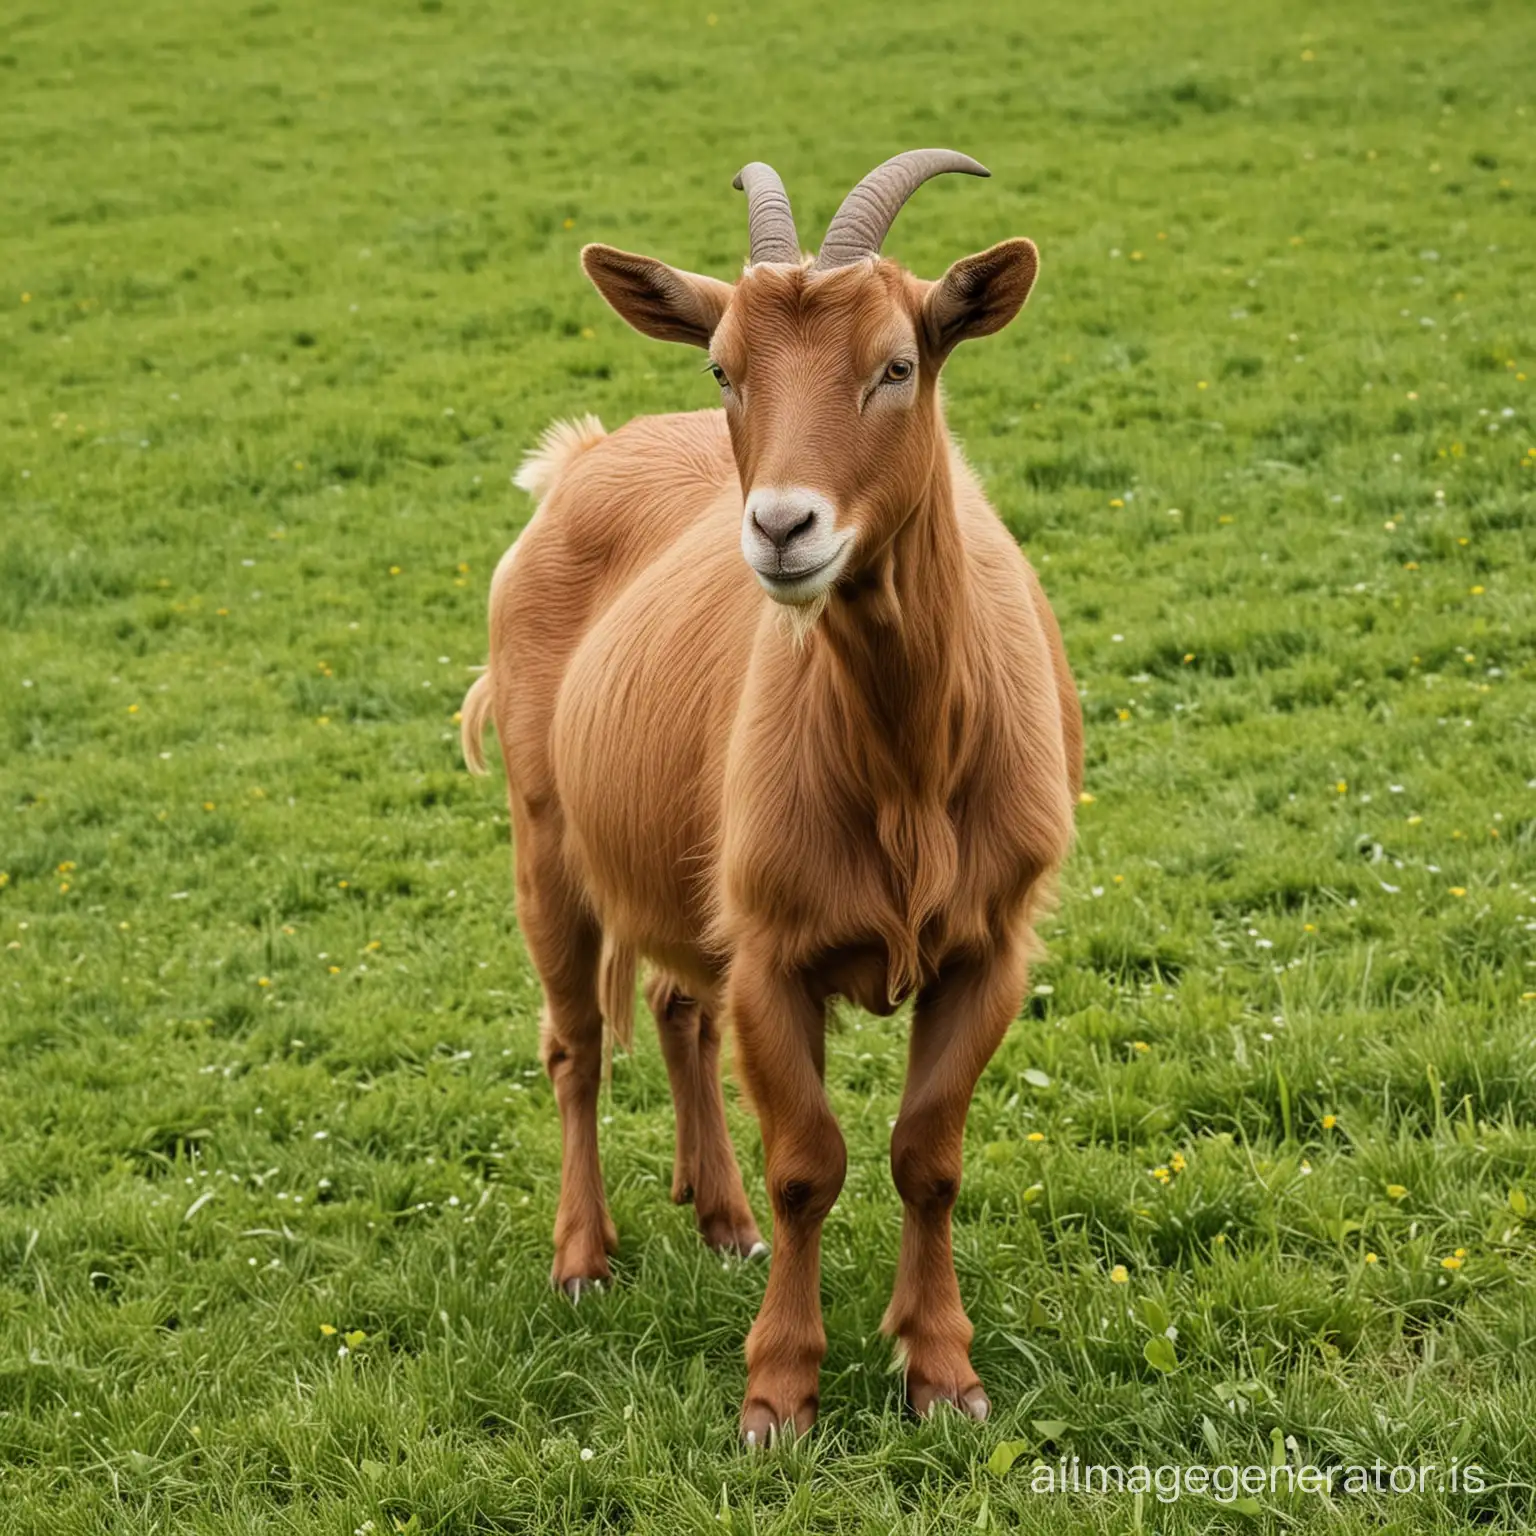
[[647, 975, 763, 1257], [517, 822, 616, 1297]]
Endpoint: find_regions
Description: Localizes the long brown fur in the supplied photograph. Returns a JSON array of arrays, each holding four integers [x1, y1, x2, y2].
[[467, 231, 1082, 1441]]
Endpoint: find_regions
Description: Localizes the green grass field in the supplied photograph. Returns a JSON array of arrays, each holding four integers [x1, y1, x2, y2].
[[3, 0, 1535, 1529]]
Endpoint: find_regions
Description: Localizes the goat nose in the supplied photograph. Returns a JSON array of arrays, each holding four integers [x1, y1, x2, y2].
[[750, 498, 818, 550]]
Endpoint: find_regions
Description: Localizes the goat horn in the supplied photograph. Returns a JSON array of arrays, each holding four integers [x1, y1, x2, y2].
[[731, 162, 801, 266], [813, 149, 990, 271]]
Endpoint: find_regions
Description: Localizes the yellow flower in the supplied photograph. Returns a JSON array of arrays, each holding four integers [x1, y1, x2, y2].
[[1303, 922, 1317, 932], [1454, 1248, 1467, 1258], [203, 801, 216, 812], [1440, 1255, 1463, 1271], [1335, 780, 1347, 794], [1109, 497, 1124, 508], [1386, 1184, 1407, 1200], [127, 703, 139, 714], [1448, 887, 1467, 898], [365, 939, 381, 952], [1151, 1166, 1171, 1184], [1469, 585, 1485, 595], [1365, 1252, 1378, 1265], [1523, 992, 1536, 1002], [1212, 1233, 1226, 1246], [0, 873, 8, 888], [451, 710, 463, 724], [1117, 708, 1131, 722], [319, 1323, 337, 1336], [1169, 1152, 1187, 1173], [1110, 1265, 1129, 1284], [257, 977, 271, 988], [1407, 815, 1422, 826], [328, 964, 340, 974], [1078, 791, 1096, 806], [1026, 1131, 1045, 1143], [457, 561, 470, 573], [1322, 1114, 1337, 1130], [1182, 652, 1195, 664], [1197, 380, 1209, 390], [1403, 561, 1419, 570], [389, 565, 402, 576], [316, 716, 330, 727], [56, 861, 76, 874], [1132, 1040, 1150, 1053]]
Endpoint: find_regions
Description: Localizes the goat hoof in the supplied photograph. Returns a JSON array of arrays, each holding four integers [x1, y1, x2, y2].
[[910, 1379, 990, 1422], [557, 1275, 607, 1302], [740, 1396, 815, 1448], [699, 1209, 765, 1258]]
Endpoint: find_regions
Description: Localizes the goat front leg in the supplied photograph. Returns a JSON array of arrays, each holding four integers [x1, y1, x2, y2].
[[883, 937, 1029, 1419], [729, 949, 845, 1443]]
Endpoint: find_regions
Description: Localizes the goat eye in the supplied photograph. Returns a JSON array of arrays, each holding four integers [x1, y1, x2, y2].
[[883, 359, 914, 384], [710, 364, 729, 388]]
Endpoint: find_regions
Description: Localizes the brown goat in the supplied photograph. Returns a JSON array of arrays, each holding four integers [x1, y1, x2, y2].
[[463, 152, 1082, 1443]]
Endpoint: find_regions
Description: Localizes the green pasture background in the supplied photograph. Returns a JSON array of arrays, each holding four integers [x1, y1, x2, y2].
[[2, 0, 1534, 1529]]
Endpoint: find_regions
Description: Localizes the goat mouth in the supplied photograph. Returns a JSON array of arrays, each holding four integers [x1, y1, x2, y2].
[[752, 544, 851, 605]]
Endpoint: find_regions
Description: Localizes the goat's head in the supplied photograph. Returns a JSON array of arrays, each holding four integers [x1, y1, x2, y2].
[[581, 152, 1038, 607]]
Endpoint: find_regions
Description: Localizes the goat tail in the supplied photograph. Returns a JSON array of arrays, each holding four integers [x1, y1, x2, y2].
[[598, 934, 637, 1082], [466, 419, 605, 778], [513, 413, 607, 501], [460, 672, 494, 776]]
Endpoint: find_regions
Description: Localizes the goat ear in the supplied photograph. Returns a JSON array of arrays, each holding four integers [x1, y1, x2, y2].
[[922, 238, 1039, 357], [581, 244, 733, 349]]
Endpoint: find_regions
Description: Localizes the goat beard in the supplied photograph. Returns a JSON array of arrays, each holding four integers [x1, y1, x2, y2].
[[773, 588, 829, 651]]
